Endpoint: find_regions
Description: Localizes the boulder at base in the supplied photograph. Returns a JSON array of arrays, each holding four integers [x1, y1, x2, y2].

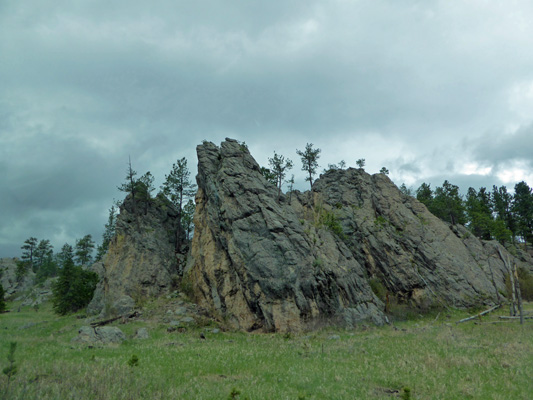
[[72, 326, 126, 344]]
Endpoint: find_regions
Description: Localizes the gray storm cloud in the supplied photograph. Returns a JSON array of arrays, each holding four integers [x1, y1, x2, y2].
[[1, 0, 533, 256]]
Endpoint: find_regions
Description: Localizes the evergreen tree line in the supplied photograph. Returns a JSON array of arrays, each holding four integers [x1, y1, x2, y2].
[[16, 235, 97, 284], [402, 180, 533, 246], [14, 236, 99, 315], [257, 141, 532, 248]]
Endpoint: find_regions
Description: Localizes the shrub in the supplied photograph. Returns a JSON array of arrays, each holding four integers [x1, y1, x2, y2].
[[228, 387, 241, 400], [374, 215, 389, 229], [369, 278, 387, 302], [401, 387, 411, 400], [127, 355, 139, 367], [313, 205, 345, 238]]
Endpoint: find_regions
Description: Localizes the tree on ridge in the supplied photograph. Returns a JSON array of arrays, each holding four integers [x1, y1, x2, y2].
[[268, 152, 293, 202], [296, 143, 321, 191]]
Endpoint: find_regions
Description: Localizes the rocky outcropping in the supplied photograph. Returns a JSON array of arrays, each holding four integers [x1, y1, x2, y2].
[[297, 169, 528, 309], [184, 139, 387, 332], [0, 257, 35, 298], [184, 139, 529, 332], [88, 192, 182, 316]]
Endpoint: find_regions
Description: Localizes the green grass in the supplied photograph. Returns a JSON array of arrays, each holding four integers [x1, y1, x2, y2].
[[1, 301, 532, 399]]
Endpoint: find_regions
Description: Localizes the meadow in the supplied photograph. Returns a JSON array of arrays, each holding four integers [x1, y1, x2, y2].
[[1, 300, 532, 400]]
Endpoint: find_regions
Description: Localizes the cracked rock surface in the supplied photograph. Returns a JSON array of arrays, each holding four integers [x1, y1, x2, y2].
[[185, 139, 530, 332]]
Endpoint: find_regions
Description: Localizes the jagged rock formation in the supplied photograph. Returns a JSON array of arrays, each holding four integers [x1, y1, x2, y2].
[[184, 139, 387, 332], [88, 192, 182, 316], [185, 139, 530, 332], [296, 169, 530, 309]]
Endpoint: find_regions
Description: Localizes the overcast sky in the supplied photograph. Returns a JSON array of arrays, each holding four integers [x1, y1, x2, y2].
[[1, 0, 533, 258]]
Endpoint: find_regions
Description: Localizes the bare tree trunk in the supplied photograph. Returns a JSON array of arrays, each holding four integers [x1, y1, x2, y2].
[[456, 304, 501, 324], [512, 261, 524, 325], [507, 257, 517, 316]]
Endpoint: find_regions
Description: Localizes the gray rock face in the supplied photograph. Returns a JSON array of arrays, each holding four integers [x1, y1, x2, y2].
[[185, 139, 387, 332], [0, 258, 35, 297], [112, 295, 135, 316], [185, 139, 531, 332], [21, 278, 55, 307], [72, 326, 126, 344], [302, 168, 529, 308], [87, 193, 182, 316]]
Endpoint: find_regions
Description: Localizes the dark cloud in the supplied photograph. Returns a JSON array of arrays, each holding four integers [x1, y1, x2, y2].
[[470, 125, 533, 166], [1, 0, 533, 256]]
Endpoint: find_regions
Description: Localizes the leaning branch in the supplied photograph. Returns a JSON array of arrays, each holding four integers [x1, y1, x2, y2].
[[456, 304, 501, 324], [90, 311, 139, 327]]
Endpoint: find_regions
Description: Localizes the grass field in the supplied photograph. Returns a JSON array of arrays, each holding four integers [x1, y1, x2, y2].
[[0, 300, 532, 400]]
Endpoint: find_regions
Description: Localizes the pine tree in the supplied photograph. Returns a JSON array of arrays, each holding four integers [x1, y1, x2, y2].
[[75, 235, 95, 266], [432, 181, 466, 225], [137, 171, 156, 199], [513, 181, 533, 246], [399, 183, 414, 197], [416, 183, 433, 208], [268, 152, 293, 202], [51, 256, 77, 315], [96, 204, 118, 262], [287, 174, 295, 205], [118, 157, 138, 201], [57, 243, 74, 269], [34, 239, 53, 274], [161, 157, 197, 252], [21, 237, 38, 269], [260, 167, 277, 186], [181, 199, 196, 241], [465, 187, 493, 240], [296, 143, 321, 190], [492, 185, 516, 241]]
